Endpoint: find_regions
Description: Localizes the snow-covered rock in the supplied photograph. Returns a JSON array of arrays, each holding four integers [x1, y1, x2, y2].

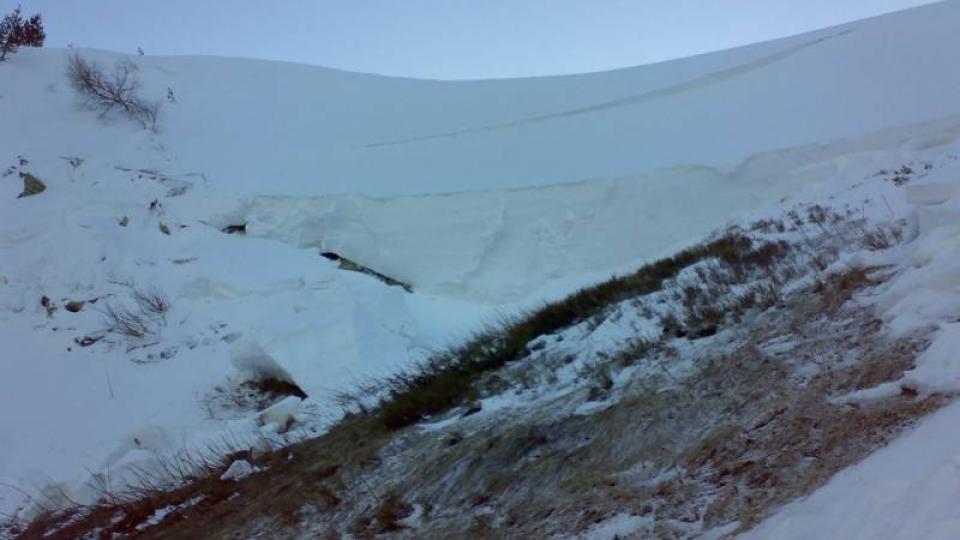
[[255, 396, 303, 431]]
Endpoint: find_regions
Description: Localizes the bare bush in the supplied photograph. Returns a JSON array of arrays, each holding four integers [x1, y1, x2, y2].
[[863, 225, 903, 251], [131, 286, 169, 319], [103, 302, 151, 339], [65, 54, 160, 132], [102, 286, 169, 339]]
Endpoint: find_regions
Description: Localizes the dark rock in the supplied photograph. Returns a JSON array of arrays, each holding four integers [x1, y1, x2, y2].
[[74, 335, 102, 347], [664, 328, 685, 338], [64, 300, 85, 313], [248, 377, 308, 400], [462, 403, 482, 417], [40, 296, 56, 317], [17, 172, 45, 198], [446, 433, 464, 447], [586, 386, 609, 402], [689, 325, 718, 340], [222, 224, 247, 235], [527, 340, 547, 352]]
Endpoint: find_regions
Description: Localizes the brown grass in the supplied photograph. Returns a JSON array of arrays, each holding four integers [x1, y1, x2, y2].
[[16, 417, 391, 539], [14, 211, 941, 539], [375, 231, 789, 430]]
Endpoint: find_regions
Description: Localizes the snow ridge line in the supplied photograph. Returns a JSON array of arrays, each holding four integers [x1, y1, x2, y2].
[[366, 29, 854, 148]]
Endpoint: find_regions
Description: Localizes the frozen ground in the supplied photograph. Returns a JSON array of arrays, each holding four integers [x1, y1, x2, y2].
[[737, 153, 960, 540], [4, 0, 960, 535]]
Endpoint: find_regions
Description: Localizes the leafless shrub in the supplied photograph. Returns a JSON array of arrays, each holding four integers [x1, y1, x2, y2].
[[102, 286, 169, 339], [65, 53, 160, 132], [103, 302, 151, 338], [749, 218, 785, 234], [888, 165, 915, 186], [863, 225, 903, 251], [131, 286, 169, 319], [786, 209, 804, 229], [806, 204, 828, 227]]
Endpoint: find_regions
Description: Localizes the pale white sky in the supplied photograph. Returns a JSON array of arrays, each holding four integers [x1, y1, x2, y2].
[[2, 0, 943, 79]]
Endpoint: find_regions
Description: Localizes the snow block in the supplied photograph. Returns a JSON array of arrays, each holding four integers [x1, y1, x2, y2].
[[255, 396, 303, 430]]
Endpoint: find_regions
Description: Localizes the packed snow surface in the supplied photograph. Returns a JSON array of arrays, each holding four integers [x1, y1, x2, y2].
[[4, 0, 960, 534]]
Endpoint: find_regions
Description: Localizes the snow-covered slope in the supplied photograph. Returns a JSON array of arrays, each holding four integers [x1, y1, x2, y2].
[[4, 0, 960, 529], [7, 0, 960, 302]]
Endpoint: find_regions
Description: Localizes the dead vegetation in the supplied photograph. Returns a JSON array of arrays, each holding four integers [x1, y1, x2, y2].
[[9, 417, 394, 540], [65, 53, 161, 132], [100, 284, 169, 339], [373, 231, 790, 430], [204, 377, 309, 420], [320, 266, 934, 539], [12, 204, 940, 539]]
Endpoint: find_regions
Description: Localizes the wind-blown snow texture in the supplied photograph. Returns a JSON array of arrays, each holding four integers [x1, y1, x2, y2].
[[5, 1, 960, 536]]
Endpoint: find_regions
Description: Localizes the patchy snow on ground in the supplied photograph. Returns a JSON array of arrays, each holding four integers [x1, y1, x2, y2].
[[737, 153, 960, 540], [5, 0, 960, 535], [739, 400, 960, 540], [134, 495, 204, 533]]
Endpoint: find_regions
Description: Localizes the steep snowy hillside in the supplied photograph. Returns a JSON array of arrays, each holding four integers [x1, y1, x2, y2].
[[6, 0, 960, 302], [4, 1, 960, 537]]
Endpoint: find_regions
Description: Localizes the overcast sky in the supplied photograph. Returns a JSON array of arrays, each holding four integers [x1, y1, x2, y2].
[[2, 0, 942, 79]]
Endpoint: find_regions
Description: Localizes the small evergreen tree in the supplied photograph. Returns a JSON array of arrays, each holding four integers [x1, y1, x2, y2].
[[16, 13, 45, 46], [0, 5, 45, 62]]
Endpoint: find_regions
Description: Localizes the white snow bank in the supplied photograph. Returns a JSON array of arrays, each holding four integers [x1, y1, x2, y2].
[[6, 1, 960, 200], [226, 114, 960, 302], [839, 175, 960, 403]]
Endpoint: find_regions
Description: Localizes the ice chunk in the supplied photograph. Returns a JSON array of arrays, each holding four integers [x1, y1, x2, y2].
[[220, 459, 255, 481], [256, 396, 303, 430]]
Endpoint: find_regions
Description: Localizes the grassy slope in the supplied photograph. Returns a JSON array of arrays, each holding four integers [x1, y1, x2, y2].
[[12, 206, 942, 539]]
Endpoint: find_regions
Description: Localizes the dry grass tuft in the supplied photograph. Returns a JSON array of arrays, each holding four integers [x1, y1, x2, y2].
[[375, 231, 790, 430], [13, 209, 942, 539]]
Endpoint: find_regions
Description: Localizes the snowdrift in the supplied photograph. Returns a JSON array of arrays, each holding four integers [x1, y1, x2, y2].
[[4, 0, 960, 529]]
